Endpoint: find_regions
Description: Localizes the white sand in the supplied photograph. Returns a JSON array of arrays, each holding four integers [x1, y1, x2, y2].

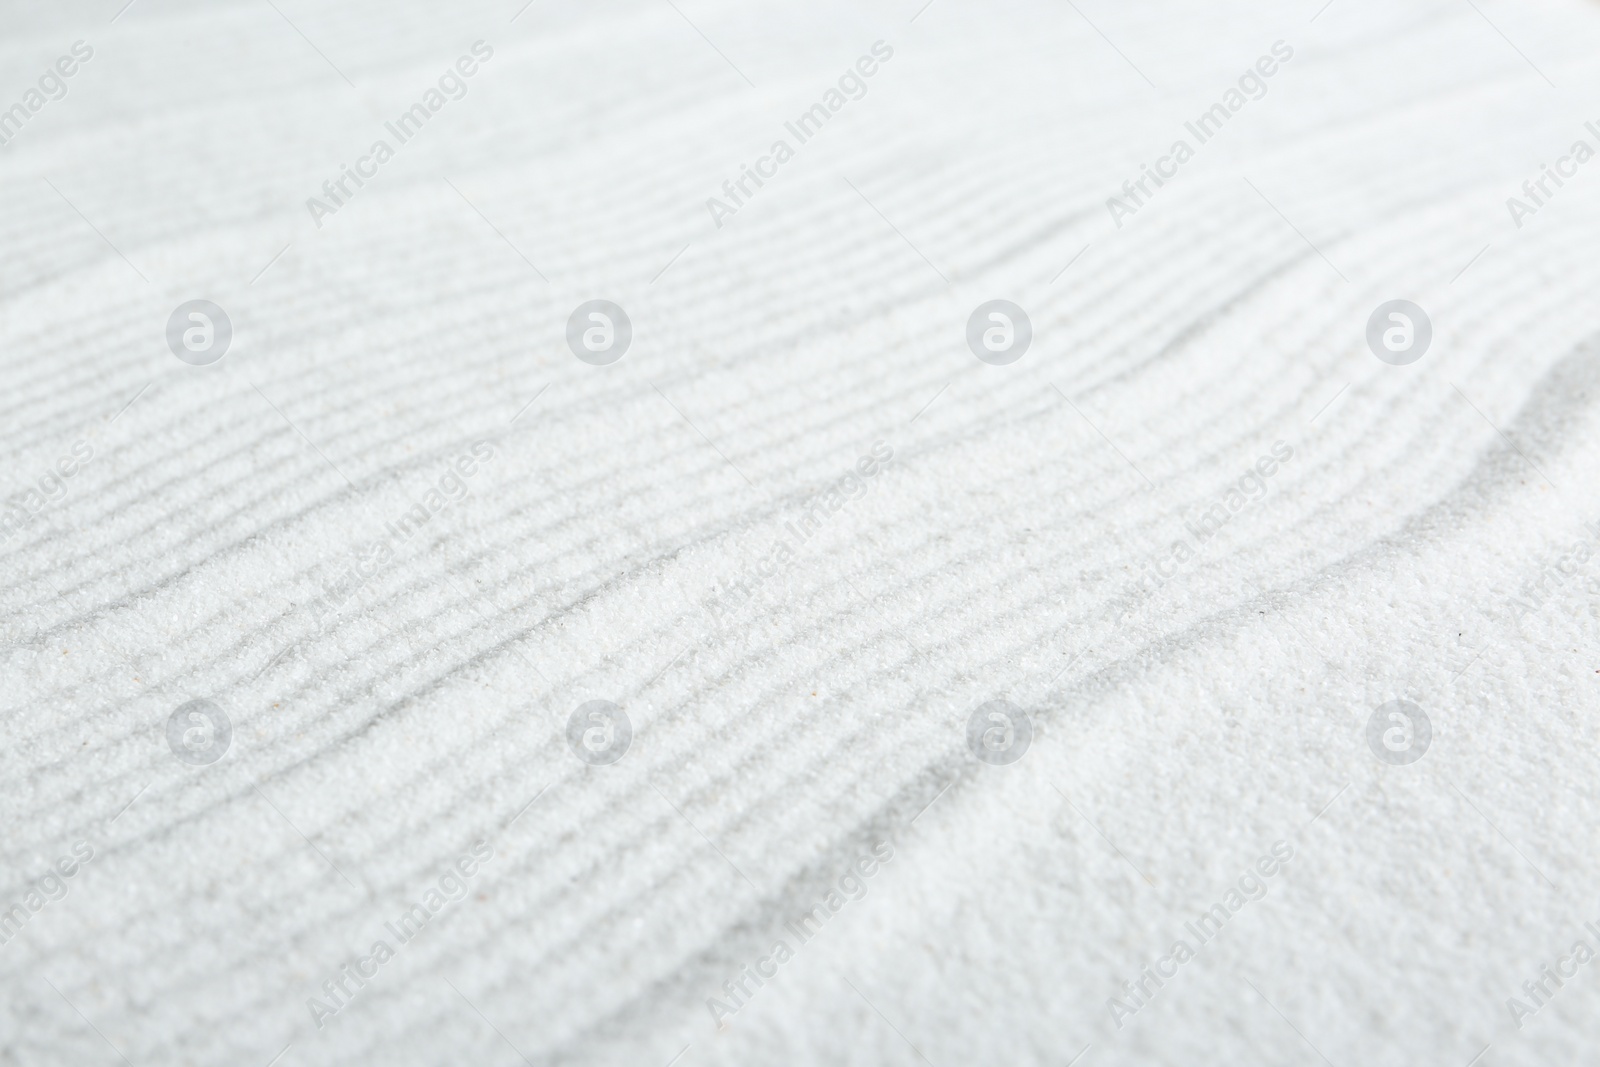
[[3, 0, 1600, 1063]]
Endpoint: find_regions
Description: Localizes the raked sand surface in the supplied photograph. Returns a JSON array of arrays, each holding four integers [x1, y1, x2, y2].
[[3, 0, 1600, 1064]]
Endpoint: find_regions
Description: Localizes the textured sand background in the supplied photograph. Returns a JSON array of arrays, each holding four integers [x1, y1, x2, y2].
[[3, 0, 1600, 1064]]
